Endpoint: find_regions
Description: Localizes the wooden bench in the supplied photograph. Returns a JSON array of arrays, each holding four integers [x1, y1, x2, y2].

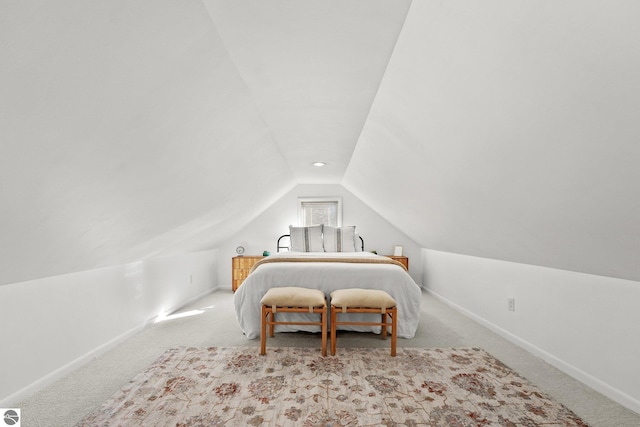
[[260, 287, 328, 356], [330, 288, 397, 356]]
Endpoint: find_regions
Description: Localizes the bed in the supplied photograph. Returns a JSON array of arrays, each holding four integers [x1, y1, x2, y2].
[[233, 226, 422, 339]]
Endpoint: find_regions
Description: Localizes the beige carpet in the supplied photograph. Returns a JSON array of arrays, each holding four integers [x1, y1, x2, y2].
[[76, 346, 588, 426]]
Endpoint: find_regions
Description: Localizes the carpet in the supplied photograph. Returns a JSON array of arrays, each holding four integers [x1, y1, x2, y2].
[[76, 346, 589, 426]]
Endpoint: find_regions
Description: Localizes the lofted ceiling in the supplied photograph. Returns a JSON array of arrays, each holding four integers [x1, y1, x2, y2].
[[202, 0, 412, 183], [343, 0, 640, 281], [1, 0, 639, 286]]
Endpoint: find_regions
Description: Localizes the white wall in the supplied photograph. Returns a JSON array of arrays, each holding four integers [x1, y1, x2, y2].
[[0, 249, 218, 406], [422, 248, 640, 413], [218, 184, 423, 290]]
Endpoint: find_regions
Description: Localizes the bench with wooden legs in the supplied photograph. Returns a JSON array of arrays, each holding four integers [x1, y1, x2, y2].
[[330, 288, 397, 356], [260, 287, 328, 356]]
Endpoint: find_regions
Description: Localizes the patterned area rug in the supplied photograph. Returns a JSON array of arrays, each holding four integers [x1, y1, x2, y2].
[[77, 346, 588, 426]]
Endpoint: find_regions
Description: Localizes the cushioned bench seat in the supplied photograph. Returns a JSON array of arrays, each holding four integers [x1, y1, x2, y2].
[[330, 288, 397, 356], [260, 287, 327, 356]]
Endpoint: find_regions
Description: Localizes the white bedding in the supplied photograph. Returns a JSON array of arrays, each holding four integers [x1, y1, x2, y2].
[[233, 251, 422, 339]]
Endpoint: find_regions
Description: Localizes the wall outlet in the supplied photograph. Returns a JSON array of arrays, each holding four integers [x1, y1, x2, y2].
[[507, 297, 515, 312]]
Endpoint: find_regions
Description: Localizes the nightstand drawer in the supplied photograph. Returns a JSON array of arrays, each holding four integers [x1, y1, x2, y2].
[[385, 255, 408, 270], [232, 256, 263, 292]]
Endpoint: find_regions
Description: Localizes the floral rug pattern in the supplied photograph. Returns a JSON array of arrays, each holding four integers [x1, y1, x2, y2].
[[77, 346, 588, 426]]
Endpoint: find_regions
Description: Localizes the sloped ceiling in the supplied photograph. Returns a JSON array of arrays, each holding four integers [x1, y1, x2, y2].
[[0, 0, 298, 285], [343, 0, 640, 281], [1, 0, 639, 286], [202, 0, 411, 183]]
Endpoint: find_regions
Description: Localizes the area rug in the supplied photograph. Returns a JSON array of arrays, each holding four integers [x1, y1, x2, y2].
[[76, 346, 589, 426]]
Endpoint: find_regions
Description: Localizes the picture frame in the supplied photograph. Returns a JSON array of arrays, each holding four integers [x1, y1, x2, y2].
[[393, 245, 403, 256]]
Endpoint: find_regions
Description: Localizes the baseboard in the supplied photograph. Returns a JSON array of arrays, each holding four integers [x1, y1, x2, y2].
[[1, 322, 146, 407], [2, 286, 221, 407], [425, 288, 640, 415]]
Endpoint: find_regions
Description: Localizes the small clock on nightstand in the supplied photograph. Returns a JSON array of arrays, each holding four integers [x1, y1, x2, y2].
[[235, 246, 245, 256]]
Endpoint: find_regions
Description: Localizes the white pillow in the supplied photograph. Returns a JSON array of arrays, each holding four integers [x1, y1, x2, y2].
[[323, 226, 357, 252], [289, 225, 324, 252]]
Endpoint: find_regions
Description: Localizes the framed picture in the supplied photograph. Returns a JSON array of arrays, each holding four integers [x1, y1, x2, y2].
[[393, 245, 403, 256]]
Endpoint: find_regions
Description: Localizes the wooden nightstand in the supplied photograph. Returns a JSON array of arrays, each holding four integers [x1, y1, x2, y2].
[[385, 255, 409, 270], [232, 255, 264, 292]]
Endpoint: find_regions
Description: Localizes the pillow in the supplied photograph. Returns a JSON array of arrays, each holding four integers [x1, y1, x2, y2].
[[289, 225, 324, 252], [323, 226, 356, 252]]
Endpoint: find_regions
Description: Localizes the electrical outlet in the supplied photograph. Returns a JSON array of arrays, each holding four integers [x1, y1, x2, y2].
[[507, 297, 515, 312]]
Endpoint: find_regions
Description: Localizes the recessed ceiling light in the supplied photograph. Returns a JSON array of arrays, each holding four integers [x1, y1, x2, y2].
[[313, 162, 326, 167]]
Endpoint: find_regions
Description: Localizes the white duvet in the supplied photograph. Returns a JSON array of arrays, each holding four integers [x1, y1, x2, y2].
[[233, 251, 422, 339]]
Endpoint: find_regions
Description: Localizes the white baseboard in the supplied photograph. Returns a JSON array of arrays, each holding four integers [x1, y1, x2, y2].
[[1, 322, 146, 407], [426, 288, 640, 415], [2, 286, 220, 407]]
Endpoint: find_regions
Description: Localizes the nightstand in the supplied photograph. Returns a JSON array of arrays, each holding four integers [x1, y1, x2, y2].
[[385, 255, 408, 270], [232, 255, 264, 292]]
